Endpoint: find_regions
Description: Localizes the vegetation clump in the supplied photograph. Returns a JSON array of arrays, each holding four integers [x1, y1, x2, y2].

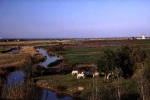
[[47, 59, 62, 67], [97, 46, 148, 78]]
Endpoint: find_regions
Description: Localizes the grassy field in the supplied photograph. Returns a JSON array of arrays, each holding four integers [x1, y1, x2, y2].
[[61, 48, 103, 64], [34, 74, 139, 99], [45, 39, 150, 64]]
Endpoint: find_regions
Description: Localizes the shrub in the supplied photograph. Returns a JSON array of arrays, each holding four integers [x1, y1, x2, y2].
[[47, 60, 62, 67]]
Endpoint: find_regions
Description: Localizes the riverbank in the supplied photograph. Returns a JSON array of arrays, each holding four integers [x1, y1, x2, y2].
[[0, 47, 74, 100], [35, 79, 76, 98], [34, 73, 141, 100], [0, 46, 45, 68], [34, 74, 97, 99]]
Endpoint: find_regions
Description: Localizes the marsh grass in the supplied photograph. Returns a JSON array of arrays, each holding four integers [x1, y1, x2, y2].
[[46, 47, 104, 64], [34, 74, 141, 99], [0, 46, 45, 68], [44, 39, 150, 64], [1, 77, 43, 100], [0, 46, 11, 52], [2, 83, 25, 99]]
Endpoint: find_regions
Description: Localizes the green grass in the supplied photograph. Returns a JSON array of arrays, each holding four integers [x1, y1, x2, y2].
[[63, 54, 100, 63], [130, 39, 150, 44], [43, 39, 150, 64], [57, 48, 104, 64], [34, 74, 140, 99], [35, 74, 103, 95]]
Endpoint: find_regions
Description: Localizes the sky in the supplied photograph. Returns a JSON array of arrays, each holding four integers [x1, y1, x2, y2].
[[0, 0, 150, 38]]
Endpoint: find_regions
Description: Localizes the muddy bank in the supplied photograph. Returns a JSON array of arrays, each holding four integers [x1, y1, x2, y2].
[[35, 80, 81, 99]]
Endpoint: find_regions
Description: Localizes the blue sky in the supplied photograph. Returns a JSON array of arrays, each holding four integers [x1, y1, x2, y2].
[[0, 0, 150, 38]]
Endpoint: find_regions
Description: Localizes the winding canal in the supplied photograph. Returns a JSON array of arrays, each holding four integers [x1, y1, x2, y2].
[[1, 48, 73, 100], [36, 48, 60, 68]]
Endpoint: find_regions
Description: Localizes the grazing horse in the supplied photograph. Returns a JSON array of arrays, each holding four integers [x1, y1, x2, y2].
[[93, 72, 99, 78], [71, 70, 78, 75], [77, 72, 85, 79], [106, 72, 114, 80]]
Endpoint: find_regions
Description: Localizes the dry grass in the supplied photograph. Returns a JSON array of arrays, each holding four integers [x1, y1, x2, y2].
[[2, 82, 41, 100], [0, 46, 43, 68], [2, 84, 25, 100], [0, 40, 52, 45], [0, 53, 24, 68], [0, 40, 74, 46], [20, 46, 38, 56]]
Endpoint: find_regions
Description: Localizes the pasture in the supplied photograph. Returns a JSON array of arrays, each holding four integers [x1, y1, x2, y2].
[[45, 39, 150, 64], [34, 74, 139, 100]]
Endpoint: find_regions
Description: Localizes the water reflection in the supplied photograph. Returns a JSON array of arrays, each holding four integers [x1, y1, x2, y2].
[[36, 48, 60, 68], [1, 70, 73, 100], [10, 49, 19, 53], [3, 49, 19, 53], [41, 89, 72, 100], [6, 71, 24, 86]]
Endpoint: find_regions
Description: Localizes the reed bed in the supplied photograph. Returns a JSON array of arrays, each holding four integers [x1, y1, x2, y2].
[[0, 46, 45, 68], [2, 80, 43, 100]]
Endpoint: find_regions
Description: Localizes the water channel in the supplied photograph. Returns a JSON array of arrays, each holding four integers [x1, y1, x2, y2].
[[2, 48, 20, 53], [10, 49, 19, 53], [1, 48, 73, 100], [36, 48, 60, 68]]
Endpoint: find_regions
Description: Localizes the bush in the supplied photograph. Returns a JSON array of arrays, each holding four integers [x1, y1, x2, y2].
[[33, 65, 45, 76], [47, 60, 62, 67]]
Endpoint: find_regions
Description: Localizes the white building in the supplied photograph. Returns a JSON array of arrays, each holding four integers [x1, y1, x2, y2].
[[136, 35, 146, 40], [142, 35, 146, 39]]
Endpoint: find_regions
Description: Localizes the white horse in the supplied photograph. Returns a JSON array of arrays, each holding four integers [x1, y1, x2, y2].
[[107, 72, 113, 80], [77, 72, 85, 79], [93, 72, 99, 78], [71, 70, 78, 75]]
